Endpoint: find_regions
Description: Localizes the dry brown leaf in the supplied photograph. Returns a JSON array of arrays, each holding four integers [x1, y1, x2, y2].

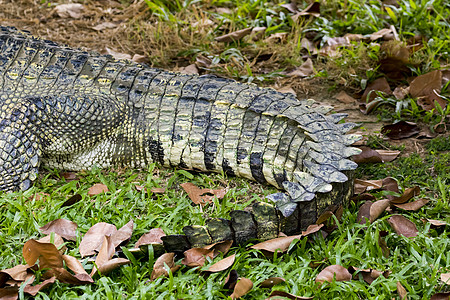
[[369, 199, 390, 223], [301, 224, 324, 236], [38, 234, 66, 253], [430, 292, 450, 300], [96, 258, 130, 275], [132, 54, 147, 64], [250, 27, 266, 41], [277, 86, 297, 95], [390, 186, 420, 204], [382, 177, 399, 195], [259, 277, 285, 288], [223, 269, 239, 290], [315, 265, 352, 283], [62, 194, 82, 207], [393, 198, 429, 211], [353, 147, 383, 164], [316, 211, 333, 225], [79, 222, 117, 257], [22, 240, 63, 270], [250, 235, 301, 253], [370, 28, 393, 40], [441, 273, 450, 285], [357, 201, 373, 224], [92, 22, 117, 31], [427, 219, 447, 227], [45, 267, 93, 285], [205, 254, 235, 272], [181, 248, 214, 267], [150, 253, 181, 280], [230, 277, 253, 299], [409, 70, 445, 111], [300, 38, 318, 54], [30, 192, 50, 202], [135, 228, 166, 248], [393, 86, 410, 100], [40, 219, 77, 241], [335, 91, 357, 104], [286, 58, 314, 77], [267, 290, 314, 299], [388, 215, 418, 237], [281, 3, 298, 13], [381, 121, 420, 140], [179, 64, 199, 75], [376, 150, 401, 162], [105, 47, 132, 60], [361, 77, 391, 103], [203, 240, 233, 257], [397, 281, 408, 299], [0, 265, 29, 282], [55, 3, 84, 19], [180, 182, 227, 205], [349, 267, 390, 284], [151, 187, 166, 194], [110, 220, 133, 248], [215, 28, 252, 43], [91, 236, 115, 277], [62, 255, 88, 276], [87, 183, 109, 196], [354, 179, 383, 194], [292, 2, 320, 20], [23, 277, 56, 297]]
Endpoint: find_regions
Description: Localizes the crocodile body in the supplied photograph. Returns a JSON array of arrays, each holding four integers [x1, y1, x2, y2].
[[0, 26, 360, 249]]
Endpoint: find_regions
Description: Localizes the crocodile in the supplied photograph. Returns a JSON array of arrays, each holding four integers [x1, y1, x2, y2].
[[0, 26, 361, 251]]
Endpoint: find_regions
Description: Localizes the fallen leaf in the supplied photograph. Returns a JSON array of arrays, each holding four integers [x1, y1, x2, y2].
[[301, 224, 324, 236], [179, 64, 199, 75], [91, 236, 115, 277], [292, 2, 320, 20], [259, 277, 285, 288], [376, 150, 401, 162], [205, 254, 235, 272], [267, 290, 314, 299], [22, 240, 63, 270], [40, 219, 77, 241], [381, 121, 420, 139], [230, 277, 253, 299], [286, 58, 314, 77], [410, 70, 445, 111], [96, 258, 130, 275], [62, 194, 82, 207], [55, 3, 84, 19], [335, 91, 357, 104], [180, 182, 227, 205], [250, 27, 266, 41], [397, 281, 408, 299], [0, 265, 29, 283], [223, 269, 239, 290], [135, 228, 166, 248], [38, 234, 66, 253], [45, 267, 93, 285], [352, 147, 383, 164], [62, 255, 88, 275], [369, 199, 390, 223], [315, 265, 352, 283], [151, 187, 166, 194], [61, 172, 78, 181], [390, 186, 420, 204], [182, 248, 214, 267], [277, 86, 297, 95], [132, 54, 146, 64], [382, 177, 399, 194], [300, 38, 318, 54], [215, 28, 252, 43], [105, 47, 132, 60], [388, 215, 418, 237], [23, 277, 56, 296], [378, 233, 390, 258], [370, 28, 393, 40], [379, 41, 410, 79], [0, 286, 19, 299], [430, 292, 450, 300], [79, 222, 117, 257], [250, 235, 301, 253], [281, 3, 298, 13], [441, 273, 450, 285], [357, 201, 373, 224], [87, 183, 109, 196], [30, 192, 50, 202], [393, 86, 410, 100], [393, 198, 429, 211], [354, 179, 383, 194], [315, 211, 334, 225], [204, 240, 233, 257], [349, 267, 390, 284], [110, 220, 133, 248], [427, 219, 447, 227], [361, 77, 391, 103], [150, 253, 180, 280], [92, 22, 117, 31]]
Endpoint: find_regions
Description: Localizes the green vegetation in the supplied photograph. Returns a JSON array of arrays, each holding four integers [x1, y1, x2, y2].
[[1, 0, 449, 299]]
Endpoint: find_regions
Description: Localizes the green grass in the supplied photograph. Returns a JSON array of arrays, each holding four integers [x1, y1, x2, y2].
[[1, 0, 450, 298]]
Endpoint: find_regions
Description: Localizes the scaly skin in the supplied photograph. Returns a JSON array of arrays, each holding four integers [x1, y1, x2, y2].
[[0, 26, 360, 249]]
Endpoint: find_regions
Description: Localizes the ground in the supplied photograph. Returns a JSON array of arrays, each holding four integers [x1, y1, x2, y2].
[[0, 0, 449, 299]]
